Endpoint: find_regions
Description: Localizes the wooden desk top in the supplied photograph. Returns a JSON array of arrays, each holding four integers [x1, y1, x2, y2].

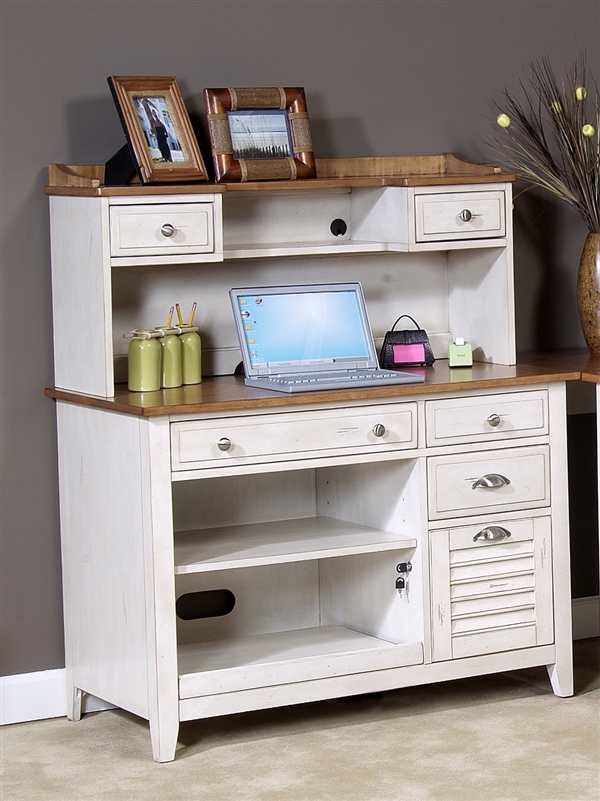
[[519, 349, 600, 384], [45, 358, 582, 418]]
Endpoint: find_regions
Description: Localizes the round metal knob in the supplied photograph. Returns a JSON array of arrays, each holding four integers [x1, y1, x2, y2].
[[487, 413, 501, 427], [458, 209, 473, 222], [217, 437, 232, 452], [161, 223, 176, 237], [372, 424, 386, 438]]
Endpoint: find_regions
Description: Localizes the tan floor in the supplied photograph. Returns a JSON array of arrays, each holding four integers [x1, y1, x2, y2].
[[1, 639, 599, 801]]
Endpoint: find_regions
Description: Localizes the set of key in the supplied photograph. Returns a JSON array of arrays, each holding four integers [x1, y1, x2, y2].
[[395, 561, 412, 597]]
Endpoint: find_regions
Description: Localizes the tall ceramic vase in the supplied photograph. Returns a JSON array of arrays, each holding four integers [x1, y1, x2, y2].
[[576, 232, 600, 357]]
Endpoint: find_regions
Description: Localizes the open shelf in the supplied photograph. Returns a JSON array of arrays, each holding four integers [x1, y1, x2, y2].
[[178, 624, 423, 698], [174, 516, 417, 574], [222, 240, 388, 260], [221, 238, 509, 260]]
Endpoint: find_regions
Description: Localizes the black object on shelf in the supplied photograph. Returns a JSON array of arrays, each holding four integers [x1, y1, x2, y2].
[[104, 143, 137, 186]]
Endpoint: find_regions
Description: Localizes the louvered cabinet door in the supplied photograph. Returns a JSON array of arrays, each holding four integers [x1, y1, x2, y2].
[[430, 517, 553, 661]]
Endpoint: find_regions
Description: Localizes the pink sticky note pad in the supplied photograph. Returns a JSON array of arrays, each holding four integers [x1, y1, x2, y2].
[[392, 343, 425, 363]]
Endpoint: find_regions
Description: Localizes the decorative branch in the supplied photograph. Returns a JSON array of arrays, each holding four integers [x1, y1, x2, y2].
[[488, 54, 600, 233]]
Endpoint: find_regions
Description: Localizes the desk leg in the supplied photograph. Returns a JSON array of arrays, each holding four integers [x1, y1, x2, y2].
[[143, 417, 180, 762], [546, 382, 574, 697], [149, 715, 179, 763], [67, 685, 83, 722], [545, 545, 575, 697], [546, 649, 574, 697]]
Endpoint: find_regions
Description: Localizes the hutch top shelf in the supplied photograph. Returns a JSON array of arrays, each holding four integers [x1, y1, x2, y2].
[[45, 153, 514, 196]]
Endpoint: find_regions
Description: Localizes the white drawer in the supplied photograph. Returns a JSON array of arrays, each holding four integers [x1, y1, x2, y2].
[[171, 403, 417, 471], [448, 515, 534, 554], [429, 516, 553, 661], [110, 202, 215, 257], [415, 190, 505, 242], [427, 445, 550, 520], [425, 390, 548, 447]]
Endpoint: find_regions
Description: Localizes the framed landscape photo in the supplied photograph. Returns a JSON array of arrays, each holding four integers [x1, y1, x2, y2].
[[204, 87, 316, 182], [108, 76, 208, 184]]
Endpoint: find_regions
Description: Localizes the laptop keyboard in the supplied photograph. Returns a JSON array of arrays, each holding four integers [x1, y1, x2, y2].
[[247, 368, 424, 393], [264, 370, 417, 386]]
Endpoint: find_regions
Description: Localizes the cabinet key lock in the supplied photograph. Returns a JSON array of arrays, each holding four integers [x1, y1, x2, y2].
[[395, 561, 412, 597]]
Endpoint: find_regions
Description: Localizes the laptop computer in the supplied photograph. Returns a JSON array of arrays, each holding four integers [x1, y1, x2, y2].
[[229, 282, 426, 393]]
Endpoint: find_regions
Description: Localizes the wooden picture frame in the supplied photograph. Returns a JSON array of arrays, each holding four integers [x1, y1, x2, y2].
[[108, 76, 208, 184], [204, 87, 316, 182]]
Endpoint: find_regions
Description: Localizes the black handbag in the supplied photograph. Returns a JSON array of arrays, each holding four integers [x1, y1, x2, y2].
[[380, 315, 435, 368]]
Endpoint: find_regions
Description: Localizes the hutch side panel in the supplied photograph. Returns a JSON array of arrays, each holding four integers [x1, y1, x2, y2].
[[49, 196, 113, 397]]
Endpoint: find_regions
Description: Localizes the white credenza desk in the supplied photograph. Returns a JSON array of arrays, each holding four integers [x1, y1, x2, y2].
[[46, 156, 576, 761], [46, 362, 577, 762]]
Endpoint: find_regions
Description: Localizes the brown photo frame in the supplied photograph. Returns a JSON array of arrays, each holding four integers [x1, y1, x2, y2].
[[204, 87, 316, 182], [108, 76, 208, 184]]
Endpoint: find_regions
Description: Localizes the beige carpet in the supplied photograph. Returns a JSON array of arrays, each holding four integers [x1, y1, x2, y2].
[[1, 639, 598, 801]]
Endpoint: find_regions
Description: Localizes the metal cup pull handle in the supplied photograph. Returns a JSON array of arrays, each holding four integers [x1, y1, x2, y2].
[[473, 526, 512, 542], [471, 473, 511, 490]]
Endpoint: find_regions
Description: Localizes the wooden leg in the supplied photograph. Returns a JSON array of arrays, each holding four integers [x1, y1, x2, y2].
[[149, 715, 179, 762], [546, 646, 574, 698], [67, 686, 83, 721]]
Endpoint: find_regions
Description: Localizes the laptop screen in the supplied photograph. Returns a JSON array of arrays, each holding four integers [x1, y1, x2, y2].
[[230, 283, 377, 375]]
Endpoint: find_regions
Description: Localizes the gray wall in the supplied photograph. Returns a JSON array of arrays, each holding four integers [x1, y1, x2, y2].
[[1, 0, 599, 676]]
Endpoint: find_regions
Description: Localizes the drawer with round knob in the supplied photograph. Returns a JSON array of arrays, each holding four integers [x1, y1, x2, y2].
[[109, 200, 216, 260], [414, 190, 505, 242], [425, 390, 548, 447], [427, 445, 550, 520], [171, 403, 418, 471]]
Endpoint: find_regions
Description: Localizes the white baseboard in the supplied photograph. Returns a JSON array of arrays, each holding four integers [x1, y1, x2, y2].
[[2, 596, 599, 727], [572, 595, 600, 640], [0, 669, 114, 726]]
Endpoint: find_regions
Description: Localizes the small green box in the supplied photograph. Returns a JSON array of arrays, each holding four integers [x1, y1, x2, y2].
[[448, 339, 473, 367]]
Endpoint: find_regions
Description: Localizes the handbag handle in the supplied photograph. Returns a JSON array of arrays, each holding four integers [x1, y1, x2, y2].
[[391, 314, 422, 332]]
